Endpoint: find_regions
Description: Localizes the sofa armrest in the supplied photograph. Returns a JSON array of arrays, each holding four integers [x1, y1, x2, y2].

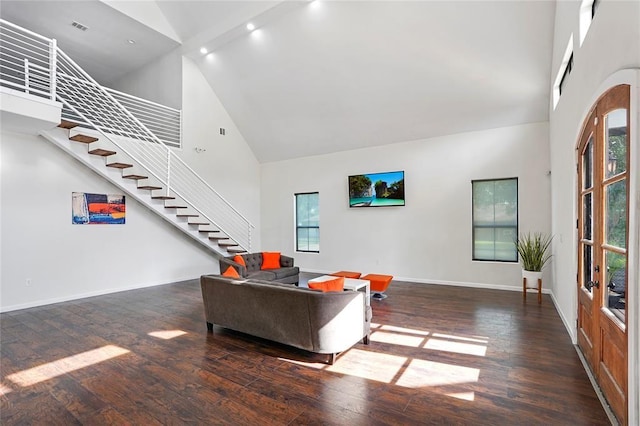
[[280, 255, 294, 268], [219, 257, 247, 277]]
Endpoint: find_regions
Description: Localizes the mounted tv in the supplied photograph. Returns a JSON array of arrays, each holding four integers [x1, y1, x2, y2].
[[348, 170, 405, 207]]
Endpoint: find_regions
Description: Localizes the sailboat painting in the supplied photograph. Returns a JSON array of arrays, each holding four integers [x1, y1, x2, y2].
[[72, 192, 126, 224]]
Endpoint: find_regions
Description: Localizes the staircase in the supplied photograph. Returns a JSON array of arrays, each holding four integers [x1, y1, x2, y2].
[[1, 19, 253, 257]]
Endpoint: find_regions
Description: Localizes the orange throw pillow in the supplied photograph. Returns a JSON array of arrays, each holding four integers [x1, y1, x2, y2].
[[233, 255, 246, 266], [261, 252, 281, 269], [222, 265, 240, 278], [308, 276, 344, 293]]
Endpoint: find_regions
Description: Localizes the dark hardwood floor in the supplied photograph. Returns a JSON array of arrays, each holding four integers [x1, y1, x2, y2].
[[1, 274, 611, 425]]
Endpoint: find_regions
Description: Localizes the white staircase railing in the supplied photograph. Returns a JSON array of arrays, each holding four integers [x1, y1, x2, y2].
[[0, 18, 254, 252], [0, 19, 56, 100], [105, 87, 182, 149]]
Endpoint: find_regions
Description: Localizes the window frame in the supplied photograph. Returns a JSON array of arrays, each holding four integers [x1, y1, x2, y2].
[[294, 192, 320, 253], [471, 177, 519, 263], [559, 52, 574, 96]]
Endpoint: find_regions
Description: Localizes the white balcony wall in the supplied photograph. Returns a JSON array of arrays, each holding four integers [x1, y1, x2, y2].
[[110, 48, 182, 110]]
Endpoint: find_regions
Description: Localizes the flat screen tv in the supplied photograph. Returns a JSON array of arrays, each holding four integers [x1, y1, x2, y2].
[[348, 170, 405, 207]]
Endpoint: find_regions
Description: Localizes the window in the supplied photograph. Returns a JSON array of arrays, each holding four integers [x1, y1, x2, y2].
[[472, 178, 518, 262], [552, 35, 574, 109], [591, 0, 600, 18], [559, 52, 573, 96], [579, 0, 598, 46], [295, 192, 319, 252]]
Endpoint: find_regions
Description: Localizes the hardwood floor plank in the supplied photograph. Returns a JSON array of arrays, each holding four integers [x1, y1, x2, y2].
[[0, 276, 611, 425]]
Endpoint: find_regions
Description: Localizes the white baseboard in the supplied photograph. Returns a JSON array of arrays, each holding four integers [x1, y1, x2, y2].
[[0, 276, 199, 313], [550, 290, 577, 343], [300, 269, 551, 294]]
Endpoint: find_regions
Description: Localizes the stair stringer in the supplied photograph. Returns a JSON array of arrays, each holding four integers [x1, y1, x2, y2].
[[39, 126, 235, 259]]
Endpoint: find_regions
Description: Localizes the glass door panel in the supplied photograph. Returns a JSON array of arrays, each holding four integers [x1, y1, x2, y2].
[[582, 244, 593, 295], [583, 193, 592, 240], [605, 251, 626, 322], [583, 135, 594, 188], [605, 180, 627, 248], [605, 108, 627, 178]]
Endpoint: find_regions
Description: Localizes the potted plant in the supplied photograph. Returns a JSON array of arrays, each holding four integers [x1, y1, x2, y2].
[[515, 232, 553, 286]]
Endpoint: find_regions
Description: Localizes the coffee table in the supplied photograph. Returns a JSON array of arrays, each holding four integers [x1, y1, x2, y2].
[[308, 275, 370, 307]]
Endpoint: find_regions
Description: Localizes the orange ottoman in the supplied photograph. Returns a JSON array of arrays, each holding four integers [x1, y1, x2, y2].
[[362, 274, 393, 300], [330, 270, 362, 279]]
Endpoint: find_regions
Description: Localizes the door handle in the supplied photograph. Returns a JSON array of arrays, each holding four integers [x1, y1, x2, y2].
[[586, 280, 600, 290]]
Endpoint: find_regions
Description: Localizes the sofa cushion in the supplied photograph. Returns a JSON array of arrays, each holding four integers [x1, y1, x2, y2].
[[309, 276, 345, 293], [222, 265, 240, 278], [271, 267, 300, 280], [247, 270, 277, 281], [261, 252, 281, 269], [233, 255, 246, 267], [243, 253, 264, 272]]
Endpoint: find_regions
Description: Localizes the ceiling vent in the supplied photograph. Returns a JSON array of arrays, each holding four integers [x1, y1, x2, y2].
[[71, 21, 89, 31]]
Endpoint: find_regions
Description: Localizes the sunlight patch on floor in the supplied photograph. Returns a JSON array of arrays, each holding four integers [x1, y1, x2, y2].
[[148, 330, 187, 340], [446, 391, 476, 401], [6, 345, 130, 387], [326, 349, 407, 383], [277, 358, 327, 369], [424, 338, 487, 356], [371, 331, 426, 347], [0, 382, 13, 396], [377, 324, 431, 336], [396, 358, 480, 388], [432, 333, 488, 344]]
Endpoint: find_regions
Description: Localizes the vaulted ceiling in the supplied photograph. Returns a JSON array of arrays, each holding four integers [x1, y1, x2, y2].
[[0, 1, 556, 163]]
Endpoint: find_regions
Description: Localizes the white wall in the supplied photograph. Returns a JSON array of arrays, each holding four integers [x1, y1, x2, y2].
[[261, 122, 551, 290], [110, 48, 183, 109], [0, 130, 219, 312], [549, 1, 640, 423], [178, 57, 262, 250]]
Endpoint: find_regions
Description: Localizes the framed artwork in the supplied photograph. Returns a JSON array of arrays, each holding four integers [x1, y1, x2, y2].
[[72, 192, 126, 224]]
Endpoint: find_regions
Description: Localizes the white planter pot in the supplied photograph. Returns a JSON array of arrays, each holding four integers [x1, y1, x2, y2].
[[522, 270, 543, 289]]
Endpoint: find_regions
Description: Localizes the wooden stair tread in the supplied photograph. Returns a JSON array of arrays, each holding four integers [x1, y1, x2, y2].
[[218, 242, 239, 247], [199, 229, 220, 233], [151, 196, 175, 200], [70, 134, 99, 144], [88, 148, 116, 157], [176, 214, 199, 218], [227, 248, 247, 253], [137, 185, 162, 190], [106, 162, 133, 169], [208, 235, 228, 240], [124, 175, 149, 180], [59, 120, 80, 129], [165, 205, 188, 209], [189, 222, 209, 226]]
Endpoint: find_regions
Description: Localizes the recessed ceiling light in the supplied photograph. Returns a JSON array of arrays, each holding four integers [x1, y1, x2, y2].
[[200, 47, 208, 55], [246, 23, 255, 31], [127, 39, 136, 44]]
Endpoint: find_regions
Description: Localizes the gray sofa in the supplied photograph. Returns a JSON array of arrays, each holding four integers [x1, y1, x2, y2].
[[219, 252, 299, 285], [200, 274, 371, 364]]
